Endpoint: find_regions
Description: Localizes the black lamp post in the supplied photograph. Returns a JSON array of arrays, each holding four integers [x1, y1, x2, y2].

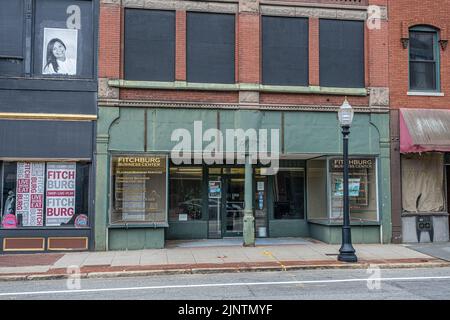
[[337, 98, 358, 263]]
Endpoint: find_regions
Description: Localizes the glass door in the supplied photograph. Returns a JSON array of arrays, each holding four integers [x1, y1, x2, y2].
[[223, 177, 245, 237]]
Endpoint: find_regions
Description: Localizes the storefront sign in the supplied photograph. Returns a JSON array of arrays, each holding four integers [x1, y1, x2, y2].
[[15, 162, 45, 227], [45, 163, 76, 226], [208, 181, 221, 199], [330, 158, 374, 171]]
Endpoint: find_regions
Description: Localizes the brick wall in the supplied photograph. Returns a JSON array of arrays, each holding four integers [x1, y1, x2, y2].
[[99, 0, 387, 107], [389, 0, 450, 109], [99, 2, 121, 78]]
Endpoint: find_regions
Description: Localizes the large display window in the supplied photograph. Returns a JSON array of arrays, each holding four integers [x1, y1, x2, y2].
[[111, 155, 168, 225], [328, 157, 378, 222], [307, 157, 379, 223], [169, 166, 203, 221], [0, 161, 90, 228]]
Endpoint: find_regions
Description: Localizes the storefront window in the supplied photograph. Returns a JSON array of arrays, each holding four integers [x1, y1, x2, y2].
[[0, 161, 90, 228], [402, 153, 445, 213], [307, 159, 328, 220], [111, 155, 167, 224], [329, 157, 378, 222], [273, 169, 305, 219], [169, 167, 203, 221]]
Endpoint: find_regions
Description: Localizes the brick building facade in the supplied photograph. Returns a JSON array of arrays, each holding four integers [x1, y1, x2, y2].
[[95, 0, 392, 250], [389, 0, 450, 243]]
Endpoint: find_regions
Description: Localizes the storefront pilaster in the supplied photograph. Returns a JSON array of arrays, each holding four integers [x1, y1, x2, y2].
[[94, 107, 120, 251], [370, 113, 392, 244], [243, 154, 255, 246]]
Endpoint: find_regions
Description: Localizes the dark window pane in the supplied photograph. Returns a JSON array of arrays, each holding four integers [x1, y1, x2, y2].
[[124, 9, 175, 81], [262, 16, 308, 86], [319, 19, 365, 88], [0, 0, 23, 56], [410, 31, 434, 61], [0, 0, 24, 76], [187, 12, 235, 84], [273, 169, 304, 219], [169, 167, 203, 221], [410, 61, 436, 90]]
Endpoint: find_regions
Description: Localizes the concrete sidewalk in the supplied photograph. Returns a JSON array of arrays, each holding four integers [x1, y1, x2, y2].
[[0, 242, 448, 281]]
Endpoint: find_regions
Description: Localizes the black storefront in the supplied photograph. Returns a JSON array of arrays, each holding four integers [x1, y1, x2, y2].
[[0, 0, 98, 252]]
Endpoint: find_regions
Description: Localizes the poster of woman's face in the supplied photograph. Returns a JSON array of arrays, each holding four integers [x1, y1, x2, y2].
[[42, 28, 77, 75]]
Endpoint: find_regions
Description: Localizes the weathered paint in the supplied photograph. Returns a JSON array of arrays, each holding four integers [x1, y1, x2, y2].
[[96, 106, 391, 248]]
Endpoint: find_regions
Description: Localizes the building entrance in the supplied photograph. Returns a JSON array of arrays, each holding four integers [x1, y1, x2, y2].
[[207, 167, 267, 238]]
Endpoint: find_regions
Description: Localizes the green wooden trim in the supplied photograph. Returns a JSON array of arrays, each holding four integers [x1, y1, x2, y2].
[[108, 80, 368, 96], [308, 219, 381, 226], [108, 223, 169, 228]]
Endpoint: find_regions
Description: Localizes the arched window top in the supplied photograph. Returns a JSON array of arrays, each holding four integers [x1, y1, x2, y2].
[[410, 25, 440, 33]]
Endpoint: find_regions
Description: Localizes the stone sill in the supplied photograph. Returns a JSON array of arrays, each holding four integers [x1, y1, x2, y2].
[[407, 91, 445, 97], [308, 219, 380, 226], [108, 80, 368, 96], [108, 223, 169, 229]]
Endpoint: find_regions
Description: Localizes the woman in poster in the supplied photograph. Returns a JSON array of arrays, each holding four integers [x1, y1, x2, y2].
[[43, 38, 76, 75]]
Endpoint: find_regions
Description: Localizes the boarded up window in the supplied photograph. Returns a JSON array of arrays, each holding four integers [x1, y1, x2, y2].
[[319, 19, 364, 88], [0, 0, 24, 76], [124, 9, 175, 81], [34, 0, 95, 78], [262, 16, 308, 86], [187, 12, 235, 84]]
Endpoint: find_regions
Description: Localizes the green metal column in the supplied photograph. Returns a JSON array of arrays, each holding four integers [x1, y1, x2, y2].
[[94, 107, 120, 251], [243, 153, 255, 246]]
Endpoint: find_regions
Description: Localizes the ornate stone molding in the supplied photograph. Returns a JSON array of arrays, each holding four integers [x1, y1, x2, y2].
[[239, 0, 259, 13], [369, 87, 389, 110], [260, 4, 387, 20], [120, 0, 238, 13], [98, 78, 119, 100], [98, 99, 387, 113]]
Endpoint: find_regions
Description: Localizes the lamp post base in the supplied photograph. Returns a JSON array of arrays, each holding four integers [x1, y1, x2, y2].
[[338, 248, 358, 263]]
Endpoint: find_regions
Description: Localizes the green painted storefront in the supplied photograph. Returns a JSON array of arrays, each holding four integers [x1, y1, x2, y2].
[[95, 106, 391, 250]]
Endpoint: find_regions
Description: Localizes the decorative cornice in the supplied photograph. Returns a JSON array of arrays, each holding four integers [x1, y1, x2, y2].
[[98, 99, 388, 113]]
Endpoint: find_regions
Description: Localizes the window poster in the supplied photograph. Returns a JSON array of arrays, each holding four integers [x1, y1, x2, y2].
[[42, 27, 78, 75], [112, 155, 167, 224], [15, 162, 45, 227], [45, 162, 76, 226]]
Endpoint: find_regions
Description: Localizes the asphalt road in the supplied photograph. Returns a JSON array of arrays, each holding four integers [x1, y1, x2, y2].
[[1, 267, 450, 300]]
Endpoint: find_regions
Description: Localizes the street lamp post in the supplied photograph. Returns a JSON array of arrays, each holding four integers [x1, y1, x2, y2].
[[337, 98, 358, 263]]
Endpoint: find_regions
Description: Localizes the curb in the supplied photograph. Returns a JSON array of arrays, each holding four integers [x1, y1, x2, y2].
[[0, 261, 449, 282]]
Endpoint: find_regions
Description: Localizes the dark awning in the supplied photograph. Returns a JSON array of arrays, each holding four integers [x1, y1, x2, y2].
[[400, 108, 450, 153]]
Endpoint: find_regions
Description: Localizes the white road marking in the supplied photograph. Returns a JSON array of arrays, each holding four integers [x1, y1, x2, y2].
[[1, 275, 450, 297]]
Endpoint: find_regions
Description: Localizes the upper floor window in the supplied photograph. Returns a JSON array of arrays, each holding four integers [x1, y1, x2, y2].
[[319, 19, 365, 88], [262, 16, 309, 86], [124, 9, 175, 82], [0, 0, 24, 77], [0, 0, 95, 79], [409, 26, 440, 92], [187, 12, 235, 84]]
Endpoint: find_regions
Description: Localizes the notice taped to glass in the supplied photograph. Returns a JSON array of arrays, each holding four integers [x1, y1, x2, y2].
[[112, 155, 167, 224]]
